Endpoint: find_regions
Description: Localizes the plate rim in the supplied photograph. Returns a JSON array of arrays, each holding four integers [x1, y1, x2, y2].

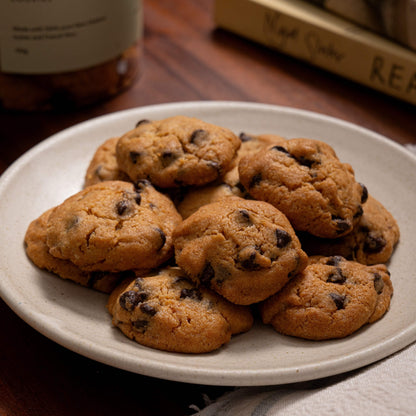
[[1, 100, 415, 386]]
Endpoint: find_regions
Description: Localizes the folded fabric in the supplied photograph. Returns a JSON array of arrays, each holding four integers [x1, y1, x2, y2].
[[306, 0, 416, 50], [194, 341, 416, 415]]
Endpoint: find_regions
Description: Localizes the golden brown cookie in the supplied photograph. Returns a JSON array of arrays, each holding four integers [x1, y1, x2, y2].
[[222, 132, 287, 192], [176, 183, 239, 219], [238, 138, 367, 238], [177, 132, 287, 219], [115, 116, 241, 188], [173, 197, 308, 305], [367, 263, 393, 323], [46, 180, 182, 272], [24, 208, 134, 293], [107, 267, 254, 353], [298, 195, 400, 265], [84, 137, 130, 187], [260, 256, 393, 340]]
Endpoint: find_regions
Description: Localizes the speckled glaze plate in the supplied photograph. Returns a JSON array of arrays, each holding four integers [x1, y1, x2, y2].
[[1, 101, 415, 386]]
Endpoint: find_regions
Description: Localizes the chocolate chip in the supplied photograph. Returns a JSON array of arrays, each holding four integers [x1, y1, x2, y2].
[[327, 267, 346, 284], [239, 251, 261, 271], [214, 265, 231, 285], [135, 119, 150, 127], [132, 319, 148, 333], [238, 209, 252, 224], [200, 262, 215, 286], [129, 151, 141, 164], [119, 290, 147, 311], [329, 293, 346, 310], [190, 129, 208, 145], [354, 205, 364, 219], [296, 156, 316, 168], [237, 246, 264, 270], [180, 288, 202, 300], [154, 227, 166, 251], [332, 216, 351, 234], [271, 145, 318, 167], [249, 172, 262, 188], [239, 132, 254, 142], [326, 256, 344, 266], [360, 183, 368, 204], [275, 229, 292, 248], [271, 145, 291, 155], [235, 181, 246, 193], [364, 233, 386, 253], [140, 303, 157, 316], [134, 181, 150, 203], [116, 200, 131, 216], [161, 151, 178, 167], [373, 273, 384, 294]]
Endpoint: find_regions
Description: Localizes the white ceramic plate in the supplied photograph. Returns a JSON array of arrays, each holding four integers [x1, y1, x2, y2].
[[1, 101, 415, 386]]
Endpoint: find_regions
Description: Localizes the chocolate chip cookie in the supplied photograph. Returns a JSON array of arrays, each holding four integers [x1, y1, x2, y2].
[[116, 116, 241, 188], [298, 195, 400, 265], [46, 180, 182, 272], [221, 132, 287, 193], [84, 137, 130, 187], [25, 208, 133, 293], [366, 263, 393, 323], [238, 138, 367, 238], [260, 255, 393, 340], [177, 133, 287, 219], [176, 183, 239, 219], [107, 267, 254, 353], [173, 197, 308, 305]]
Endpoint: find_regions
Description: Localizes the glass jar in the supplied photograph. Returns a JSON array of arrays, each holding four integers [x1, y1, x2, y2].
[[0, 0, 143, 111]]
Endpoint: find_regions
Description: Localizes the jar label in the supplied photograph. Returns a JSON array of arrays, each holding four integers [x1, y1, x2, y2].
[[0, 0, 143, 74]]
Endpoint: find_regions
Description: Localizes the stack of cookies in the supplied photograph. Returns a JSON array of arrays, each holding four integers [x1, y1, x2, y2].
[[25, 115, 400, 353]]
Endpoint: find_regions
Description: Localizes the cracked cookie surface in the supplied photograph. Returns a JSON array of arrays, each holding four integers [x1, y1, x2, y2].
[[46, 180, 182, 272], [25, 208, 137, 293], [107, 267, 254, 353], [238, 138, 366, 238], [260, 255, 393, 340], [116, 116, 241, 188], [173, 197, 308, 305]]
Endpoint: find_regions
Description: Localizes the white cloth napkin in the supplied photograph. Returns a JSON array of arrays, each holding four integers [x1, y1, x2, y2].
[[193, 143, 416, 416], [195, 342, 416, 415]]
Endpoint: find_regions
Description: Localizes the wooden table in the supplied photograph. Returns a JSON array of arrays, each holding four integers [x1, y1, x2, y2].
[[1, 1, 415, 414]]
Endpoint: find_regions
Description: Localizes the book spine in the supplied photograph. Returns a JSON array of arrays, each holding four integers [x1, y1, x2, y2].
[[214, 0, 416, 105]]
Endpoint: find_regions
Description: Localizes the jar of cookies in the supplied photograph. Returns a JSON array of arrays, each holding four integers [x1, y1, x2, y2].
[[0, 0, 143, 111]]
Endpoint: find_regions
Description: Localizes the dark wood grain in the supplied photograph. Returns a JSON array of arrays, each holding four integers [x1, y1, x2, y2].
[[0, 0, 415, 414]]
